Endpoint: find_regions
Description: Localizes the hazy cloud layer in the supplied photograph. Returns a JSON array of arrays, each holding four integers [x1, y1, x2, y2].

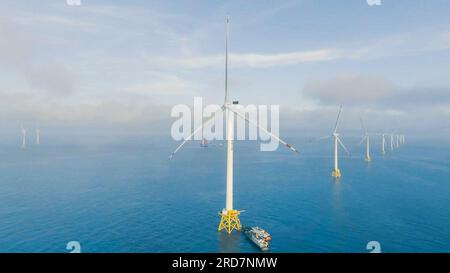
[[302, 74, 450, 110], [159, 49, 341, 68], [0, 90, 171, 131], [303, 74, 397, 106], [158, 29, 450, 69], [0, 1, 450, 140], [0, 16, 77, 95], [297, 73, 450, 138]]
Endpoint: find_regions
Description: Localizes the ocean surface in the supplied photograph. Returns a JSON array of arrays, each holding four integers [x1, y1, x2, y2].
[[0, 134, 449, 253]]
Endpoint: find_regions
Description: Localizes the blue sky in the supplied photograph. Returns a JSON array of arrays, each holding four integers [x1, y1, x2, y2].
[[0, 0, 450, 138]]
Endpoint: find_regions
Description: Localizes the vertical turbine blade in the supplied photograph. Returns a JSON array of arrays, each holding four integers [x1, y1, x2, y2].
[[224, 16, 229, 104], [333, 105, 343, 133]]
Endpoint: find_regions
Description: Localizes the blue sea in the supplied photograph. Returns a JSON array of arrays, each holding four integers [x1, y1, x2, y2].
[[0, 134, 449, 253]]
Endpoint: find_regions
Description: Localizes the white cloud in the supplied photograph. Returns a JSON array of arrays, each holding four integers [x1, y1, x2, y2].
[[11, 14, 93, 28], [159, 28, 450, 69], [0, 15, 79, 95], [159, 49, 341, 69], [124, 75, 199, 96]]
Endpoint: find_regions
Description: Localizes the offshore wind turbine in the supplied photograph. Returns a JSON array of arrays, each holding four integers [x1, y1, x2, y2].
[[358, 118, 371, 162], [21, 126, 26, 149], [381, 133, 386, 155], [396, 134, 400, 148], [322, 106, 350, 179], [36, 127, 40, 145], [169, 17, 299, 234], [390, 133, 394, 151]]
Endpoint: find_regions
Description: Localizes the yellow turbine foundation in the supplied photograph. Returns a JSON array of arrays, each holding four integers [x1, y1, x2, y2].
[[218, 210, 241, 234], [332, 168, 341, 178], [365, 156, 371, 162]]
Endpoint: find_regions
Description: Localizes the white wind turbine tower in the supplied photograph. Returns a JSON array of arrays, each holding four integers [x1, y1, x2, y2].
[[21, 126, 27, 149], [322, 106, 350, 179], [381, 133, 386, 155], [169, 17, 299, 234], [36, 127, 40, 145], [358, 118, 371, 162], [390, 133, 394, 151], [396, 134, 400, 148]]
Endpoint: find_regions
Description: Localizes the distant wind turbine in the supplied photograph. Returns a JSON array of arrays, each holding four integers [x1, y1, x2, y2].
[[36, 127, 40, 145], [390, 133, 394, 151], [21, 126, 27, 149], [358, 118, 371, 162], [381, 133, 386, 155], [321, 106, 350, 179]]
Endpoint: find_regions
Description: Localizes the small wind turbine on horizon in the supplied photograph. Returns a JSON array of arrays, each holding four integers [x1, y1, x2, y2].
[[21, 126, 26, 150], [390, 133, 394, 151], [358, 118, 371, 162], [169, 17, 299, 234], [36, 127, 40, 145], [381, 133, 386, 155]]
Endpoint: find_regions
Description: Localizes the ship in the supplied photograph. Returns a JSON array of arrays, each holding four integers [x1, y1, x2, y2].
[[243, 226, 271, 251], [200, 138, 208, 147]]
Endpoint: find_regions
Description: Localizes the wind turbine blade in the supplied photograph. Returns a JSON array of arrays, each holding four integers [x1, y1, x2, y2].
[[333, 105, 343, 133], [228, 106, 299, 153], [358, 135, 367, 146], [337, 136, 350, 156], [169, 107, 225, 159]]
